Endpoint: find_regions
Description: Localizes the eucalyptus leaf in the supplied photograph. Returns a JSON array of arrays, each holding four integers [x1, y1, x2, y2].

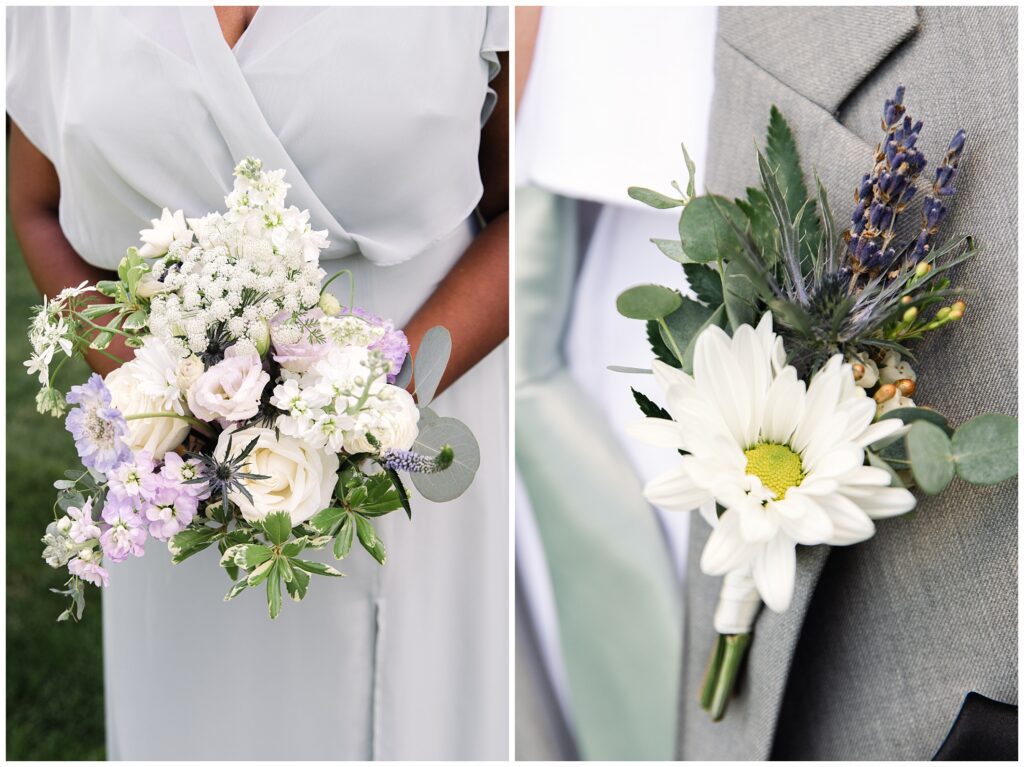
[[627, 186, 685, 209], [659, 298, 725, 374], [413, 326, 452, 407], [880, 407, 953, 436], [721, 262, 758, 332], [651, 238, 688, 263], [678, 195, 746, 264], [409, 416, 481, 502], [393, 355, 413, 389], [951, 413, 1018, 485], [607, 365, 654, 375], [906, 421, 955, 495], [616, 284, 683, 321]]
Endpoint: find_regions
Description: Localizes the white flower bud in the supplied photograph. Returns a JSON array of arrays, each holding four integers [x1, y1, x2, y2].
[[319, 292, 342, 317]]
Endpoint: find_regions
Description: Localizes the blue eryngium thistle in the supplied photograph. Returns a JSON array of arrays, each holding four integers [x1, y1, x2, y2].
[[185, 434, 269, 516], [911, 128, 967, 261], [381, 445, 454, 474]]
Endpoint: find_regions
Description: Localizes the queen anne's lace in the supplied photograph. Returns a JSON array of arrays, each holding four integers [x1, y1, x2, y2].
[[146, 158, 329, 356]]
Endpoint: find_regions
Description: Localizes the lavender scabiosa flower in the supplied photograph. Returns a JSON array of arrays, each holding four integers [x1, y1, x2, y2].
[[65, 374, 132, 474], [381, 445, 454, 474], [344, 307, 410, 382], [911, 128, 966, 261], [845, 86, 928, 279]]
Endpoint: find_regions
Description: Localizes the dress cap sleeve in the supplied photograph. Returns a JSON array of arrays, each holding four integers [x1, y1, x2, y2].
[[480, 6, 509, 126]]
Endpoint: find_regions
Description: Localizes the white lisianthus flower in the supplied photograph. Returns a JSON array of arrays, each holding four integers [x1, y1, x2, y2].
[[627, 313, 915, 614], [106, 363, 190, 460], [187, 346, 270, 424], [212, 426, 339, 525], [138, 208, 192, 258]]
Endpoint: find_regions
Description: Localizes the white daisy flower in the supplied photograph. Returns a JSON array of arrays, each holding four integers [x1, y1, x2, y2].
[[627, 313, 915, 613]]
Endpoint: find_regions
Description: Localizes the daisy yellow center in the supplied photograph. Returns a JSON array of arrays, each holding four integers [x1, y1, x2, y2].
[[743, 442, 805, 499]]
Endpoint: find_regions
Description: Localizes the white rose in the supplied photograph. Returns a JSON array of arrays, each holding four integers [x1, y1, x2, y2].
[[187, 346, 270, 424], [346, 385, 420, 453], [214, 426, 339, 525], [176, 355, 205, 393], [106, 364, 190, 459]]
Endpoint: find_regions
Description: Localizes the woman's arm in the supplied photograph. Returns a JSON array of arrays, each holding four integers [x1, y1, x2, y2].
[[8, 121, 132, 375], [401, 51, 510, 399]]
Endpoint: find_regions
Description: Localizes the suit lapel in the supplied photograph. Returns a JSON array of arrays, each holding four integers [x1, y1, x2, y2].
[[679, 8, 921, 758]]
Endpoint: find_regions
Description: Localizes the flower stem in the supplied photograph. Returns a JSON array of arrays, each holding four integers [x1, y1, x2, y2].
[[700, 632, 752, 722], [125, 412, 216, 439], [320, 268, 355, 312]]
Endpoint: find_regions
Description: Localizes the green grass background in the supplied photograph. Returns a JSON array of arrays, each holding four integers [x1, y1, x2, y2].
[[6, 216, 106, 759]]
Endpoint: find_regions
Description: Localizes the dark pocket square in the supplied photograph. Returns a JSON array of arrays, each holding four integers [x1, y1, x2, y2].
[[933, 691, 1017, 761]]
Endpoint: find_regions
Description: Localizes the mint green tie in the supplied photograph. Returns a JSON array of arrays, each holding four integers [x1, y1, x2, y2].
[[515, 186, 681, 760]]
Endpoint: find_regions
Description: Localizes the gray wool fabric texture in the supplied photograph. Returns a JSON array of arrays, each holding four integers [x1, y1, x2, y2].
[[677, 6, 1018, 761]]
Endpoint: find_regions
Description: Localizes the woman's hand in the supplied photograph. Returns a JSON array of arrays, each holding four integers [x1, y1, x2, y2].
[[9, 121, 132, 376], [402, 51, 510, 400]]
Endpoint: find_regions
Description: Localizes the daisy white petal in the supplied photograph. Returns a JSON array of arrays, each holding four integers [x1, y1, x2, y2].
[[625, 417, 687, 449], [753, 533, 796, 613], [700, 510, 754, 575]]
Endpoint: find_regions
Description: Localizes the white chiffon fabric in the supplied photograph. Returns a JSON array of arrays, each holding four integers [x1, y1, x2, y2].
[[515, 6, 717, 735], [7, 6, 508, 760]]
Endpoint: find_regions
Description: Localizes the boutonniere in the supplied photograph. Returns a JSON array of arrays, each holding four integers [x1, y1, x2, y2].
[[612, 88, 1018, 720]]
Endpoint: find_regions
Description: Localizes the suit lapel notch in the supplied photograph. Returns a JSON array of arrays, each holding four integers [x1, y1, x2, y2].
[[718, 6, 920, 116]]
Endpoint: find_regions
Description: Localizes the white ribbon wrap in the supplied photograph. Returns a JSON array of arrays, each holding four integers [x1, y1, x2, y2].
[[713, 567, 762, 635]]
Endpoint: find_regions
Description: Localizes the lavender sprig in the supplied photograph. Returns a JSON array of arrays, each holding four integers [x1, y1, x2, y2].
[[846, 86, 928, 278], [911, 128, 966, 262]]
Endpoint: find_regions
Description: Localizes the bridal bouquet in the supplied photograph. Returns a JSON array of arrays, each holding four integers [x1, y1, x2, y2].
[[27, 158, 478, 621], [615, 88, 1017, 719]]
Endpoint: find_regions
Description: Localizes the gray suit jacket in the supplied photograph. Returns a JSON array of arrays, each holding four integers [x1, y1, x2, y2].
[[677, 6, 1018, 760]]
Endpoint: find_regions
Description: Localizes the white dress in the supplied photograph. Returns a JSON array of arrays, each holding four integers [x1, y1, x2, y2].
[[515, 6, 717, 737], [7, 7, 508, 760]]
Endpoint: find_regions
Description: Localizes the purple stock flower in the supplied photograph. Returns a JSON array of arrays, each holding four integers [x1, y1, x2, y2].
[[100, 508, 147, 563], [160, 452, 212, 500], [65, 374, 132, 474], [143, 482, 199, 541], [346, 307, 410, 382], [107, 452, 160, 508], [68, 556, 109, 587], [67, 498, 101, 544]]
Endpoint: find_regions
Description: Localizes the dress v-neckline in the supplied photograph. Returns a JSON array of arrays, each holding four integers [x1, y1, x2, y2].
[[216, 6, 261, 55]]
